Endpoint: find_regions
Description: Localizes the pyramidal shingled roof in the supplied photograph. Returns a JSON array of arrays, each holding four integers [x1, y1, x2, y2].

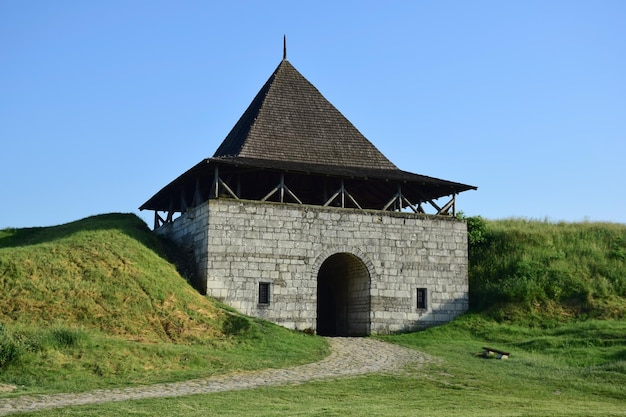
[[140, 55, 477, 214], [213, 59, 398, 170]]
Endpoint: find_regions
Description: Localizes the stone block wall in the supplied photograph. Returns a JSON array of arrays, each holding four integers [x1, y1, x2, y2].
[[156, 198, 469, 334]]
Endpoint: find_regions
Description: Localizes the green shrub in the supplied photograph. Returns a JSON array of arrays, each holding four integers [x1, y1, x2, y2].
[[50, 327, 87, 348], [465, 215, 487, 247], [0, 325, 21, 368], [0, 338, 20, 368], [222, 314, 258, 337]]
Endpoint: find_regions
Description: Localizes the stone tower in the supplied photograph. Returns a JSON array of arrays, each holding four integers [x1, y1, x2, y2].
[[140, 53, 476, 335]]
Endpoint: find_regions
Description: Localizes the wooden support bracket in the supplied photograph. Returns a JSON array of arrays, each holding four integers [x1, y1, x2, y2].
[[261, 173, 303, 204], [323, 180, 361, 209]]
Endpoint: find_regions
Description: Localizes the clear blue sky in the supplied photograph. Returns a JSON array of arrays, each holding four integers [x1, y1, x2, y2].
[[2, 1, 625, 229]]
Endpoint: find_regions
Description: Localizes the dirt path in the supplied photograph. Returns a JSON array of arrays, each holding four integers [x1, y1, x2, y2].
[[0, 338, 431, 415]]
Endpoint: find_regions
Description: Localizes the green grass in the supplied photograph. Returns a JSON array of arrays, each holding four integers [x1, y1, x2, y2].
[[467, 217, 626, 321], [17, 316, 626, 416], [0, 214, 328, 395], [0, 213, 225, 342], [0, 319, 327, 396], [2, 214, 626, 415]]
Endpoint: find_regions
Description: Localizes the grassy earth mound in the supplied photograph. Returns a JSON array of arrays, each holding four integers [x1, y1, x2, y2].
[[467, 217, 626, 323], [0, 214, 327, 394], [0, 213, 223, 342]]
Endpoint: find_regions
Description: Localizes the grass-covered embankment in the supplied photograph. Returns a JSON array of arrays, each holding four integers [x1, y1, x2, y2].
[[0, 214, 327, 395], [466, 217, 626, 322]]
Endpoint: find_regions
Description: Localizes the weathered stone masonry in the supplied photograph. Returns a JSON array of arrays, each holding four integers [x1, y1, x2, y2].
[[157, 198, 469, 334]]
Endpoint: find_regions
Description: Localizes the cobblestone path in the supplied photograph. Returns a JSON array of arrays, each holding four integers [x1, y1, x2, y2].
[[0, 338, 430, 415]]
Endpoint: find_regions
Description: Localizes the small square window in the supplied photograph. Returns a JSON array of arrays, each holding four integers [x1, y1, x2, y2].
[[417, 288, 427, 309], [259, 282, 270, 304]]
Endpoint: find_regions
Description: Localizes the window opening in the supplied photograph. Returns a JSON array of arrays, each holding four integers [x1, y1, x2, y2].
[[417, 288, 427, 309], [259, 282, 270, 304]]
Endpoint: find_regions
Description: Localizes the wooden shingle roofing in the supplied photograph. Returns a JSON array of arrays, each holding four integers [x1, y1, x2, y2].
[[140, 58, 476, 213], [213, 59, 397, 170]]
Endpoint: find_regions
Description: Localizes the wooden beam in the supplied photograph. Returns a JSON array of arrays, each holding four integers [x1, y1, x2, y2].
[[401, 195, 419, 213], [383, 193, 400, 211], [346, 191, 362, 209], [213, 166, 219, 198], [280, 173, 285, 203], [218, 178, 239, 199], [427, 199, 442, 213], [261, 185, 280, 201], [192, 178, 203, 206], [323, 189, 341, 206], [166, 199, 174, 222], [285, 186, 303, 205], [323, 180, 361, 209], [437, 195, 455, 216], [261, 174, 303, 204], [154, 212, 162, 230], [180, 189, 187, 213]]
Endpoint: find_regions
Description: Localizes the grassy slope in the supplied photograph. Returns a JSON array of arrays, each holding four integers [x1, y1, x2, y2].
[[468, 218, 626, 322], [0, 213, 223, 342], [0, 214, 327, 394]]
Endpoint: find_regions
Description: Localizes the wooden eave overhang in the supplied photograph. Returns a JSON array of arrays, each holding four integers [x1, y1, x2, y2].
[[139, 156, 476, 213]]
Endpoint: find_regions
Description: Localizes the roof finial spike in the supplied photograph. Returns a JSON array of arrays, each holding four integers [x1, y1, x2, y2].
[[283, 34, 287, 60]]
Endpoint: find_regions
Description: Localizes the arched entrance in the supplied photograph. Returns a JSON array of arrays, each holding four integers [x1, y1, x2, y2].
[[316, 253, 371, 336]]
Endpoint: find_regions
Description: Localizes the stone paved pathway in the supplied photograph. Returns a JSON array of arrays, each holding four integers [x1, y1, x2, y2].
[[0, 338, 431, 415]]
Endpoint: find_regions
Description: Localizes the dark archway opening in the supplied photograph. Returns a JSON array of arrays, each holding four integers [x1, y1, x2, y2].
[[316, 253, 370, 336]]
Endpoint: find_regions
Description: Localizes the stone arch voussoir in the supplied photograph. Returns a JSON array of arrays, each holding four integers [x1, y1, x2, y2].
[[312, 246, 377, 278]]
